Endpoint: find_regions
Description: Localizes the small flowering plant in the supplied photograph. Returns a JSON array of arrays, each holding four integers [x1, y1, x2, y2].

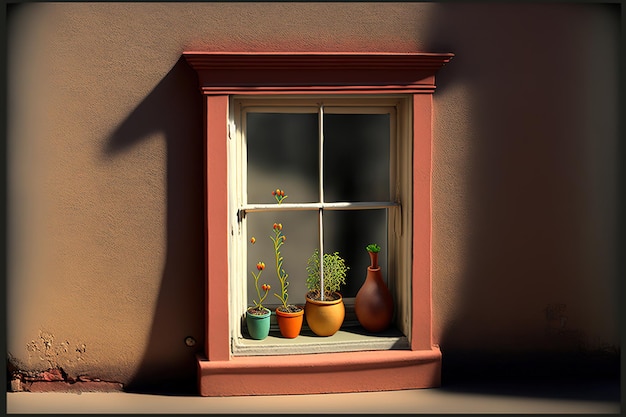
[[250, 188, 304, 338], [250, 188, 302, 314], [248, 260, 271, 315], [271, 222, 288, 307], [270, 189, 303, 313], [270, 222, 302, 313]]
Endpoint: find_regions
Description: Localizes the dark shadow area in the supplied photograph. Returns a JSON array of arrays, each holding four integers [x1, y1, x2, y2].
[[104, 57, 205, 395], [424, 2, 621, 401], [440, 350, 620, 402]]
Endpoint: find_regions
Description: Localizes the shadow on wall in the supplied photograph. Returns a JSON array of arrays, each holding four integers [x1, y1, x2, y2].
[[104, 57, 205, 395], [424, 3, 620, 384]]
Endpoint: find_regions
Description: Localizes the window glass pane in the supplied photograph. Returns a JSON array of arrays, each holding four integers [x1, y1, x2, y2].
[[324, 114, 390, 202], [247, 211, 318, 307], [247, 113, 319, 204], [323, 209, 388, 298]]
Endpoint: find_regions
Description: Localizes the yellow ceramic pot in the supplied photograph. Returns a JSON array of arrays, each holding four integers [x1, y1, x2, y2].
[[304, 292, 345, 336]]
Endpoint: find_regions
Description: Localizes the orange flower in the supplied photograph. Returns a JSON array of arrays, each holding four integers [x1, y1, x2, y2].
[[250, 237, 256, 244], [262, 284, 271, 292], [256, 262, 265, 271], [272, 187, 287, 204]]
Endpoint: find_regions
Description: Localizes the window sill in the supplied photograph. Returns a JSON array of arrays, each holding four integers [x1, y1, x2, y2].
[[233, 326, 409, 356], [197, 346, 441, 396]]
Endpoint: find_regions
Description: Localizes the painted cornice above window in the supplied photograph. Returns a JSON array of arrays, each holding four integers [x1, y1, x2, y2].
[[183, 52, 454, 94]]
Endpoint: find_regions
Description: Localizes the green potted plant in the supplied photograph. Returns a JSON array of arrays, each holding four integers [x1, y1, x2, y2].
[[245, 260, 271, 340], [304, 249, 349, 336]]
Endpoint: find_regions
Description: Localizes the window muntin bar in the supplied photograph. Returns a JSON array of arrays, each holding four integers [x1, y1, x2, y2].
[[318, 104, 325, 299], [240, 201, 399, 213]]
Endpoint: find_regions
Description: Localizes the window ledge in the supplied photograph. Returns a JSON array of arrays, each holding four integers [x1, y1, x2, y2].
[[233, 326, 409, 356], [198, 346, 441, 396]]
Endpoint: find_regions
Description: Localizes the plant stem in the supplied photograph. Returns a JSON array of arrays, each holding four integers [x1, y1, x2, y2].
[[271, 227, 288, 309]]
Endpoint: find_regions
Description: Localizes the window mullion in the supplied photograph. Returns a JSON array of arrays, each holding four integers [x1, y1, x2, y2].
[[318, 104, 325, 301], [319, 104, 325, 205]]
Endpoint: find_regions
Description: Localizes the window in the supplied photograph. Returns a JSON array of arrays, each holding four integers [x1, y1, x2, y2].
[[230, 97, 413, 355], [184, 52, 453, 396]]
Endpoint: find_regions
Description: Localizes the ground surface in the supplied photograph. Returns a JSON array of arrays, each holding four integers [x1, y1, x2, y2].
[[7, 378, 620, 414]]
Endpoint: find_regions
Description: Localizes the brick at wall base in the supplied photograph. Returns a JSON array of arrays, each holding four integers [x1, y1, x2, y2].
[[9, 367, 125, 393], [19, 380, 124, 393]]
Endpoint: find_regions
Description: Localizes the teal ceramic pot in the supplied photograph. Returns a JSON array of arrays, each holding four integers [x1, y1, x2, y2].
[[246, 308, 271, 340]]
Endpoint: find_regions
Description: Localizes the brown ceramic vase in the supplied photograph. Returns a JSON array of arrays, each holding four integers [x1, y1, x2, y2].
[[355, 252, 394, 332]]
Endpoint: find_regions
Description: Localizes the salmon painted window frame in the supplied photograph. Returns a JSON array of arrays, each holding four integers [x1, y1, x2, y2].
[[183, 52, 453, 396]]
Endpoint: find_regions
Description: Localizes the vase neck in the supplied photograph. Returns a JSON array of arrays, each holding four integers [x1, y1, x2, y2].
[[368, 252, 379, 269]]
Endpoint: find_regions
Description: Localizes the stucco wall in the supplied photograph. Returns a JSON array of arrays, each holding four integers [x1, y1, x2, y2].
[[7, 2, 620, 392]]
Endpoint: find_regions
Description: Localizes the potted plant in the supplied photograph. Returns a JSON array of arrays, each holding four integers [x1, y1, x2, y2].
[[355, 242, 394, 332], [251, 188, 304, 339], [304, 249, 349, 336], [270, 218, 304, 338], [245, 260, 271, 340]]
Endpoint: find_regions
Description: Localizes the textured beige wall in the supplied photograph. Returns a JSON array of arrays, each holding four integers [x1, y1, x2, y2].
[[7, 2, 619, 390]]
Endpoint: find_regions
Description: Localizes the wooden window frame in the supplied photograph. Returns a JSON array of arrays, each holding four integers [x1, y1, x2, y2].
[[184, 52, 453, 396], [231, 96, 409, 356]]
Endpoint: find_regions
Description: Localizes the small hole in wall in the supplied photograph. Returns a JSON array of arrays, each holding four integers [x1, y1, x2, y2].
[[184, 337, 196, 347]]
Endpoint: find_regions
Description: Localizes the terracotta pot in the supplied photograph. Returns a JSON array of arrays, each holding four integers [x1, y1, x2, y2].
[[304, 292, 345, 336], [245, 307, 271, 340], [355, 266, 394, 332], [275, 307, 304, 338]]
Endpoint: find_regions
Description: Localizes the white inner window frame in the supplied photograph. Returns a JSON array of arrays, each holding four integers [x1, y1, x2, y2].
[[228, 95, 413, 356]]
